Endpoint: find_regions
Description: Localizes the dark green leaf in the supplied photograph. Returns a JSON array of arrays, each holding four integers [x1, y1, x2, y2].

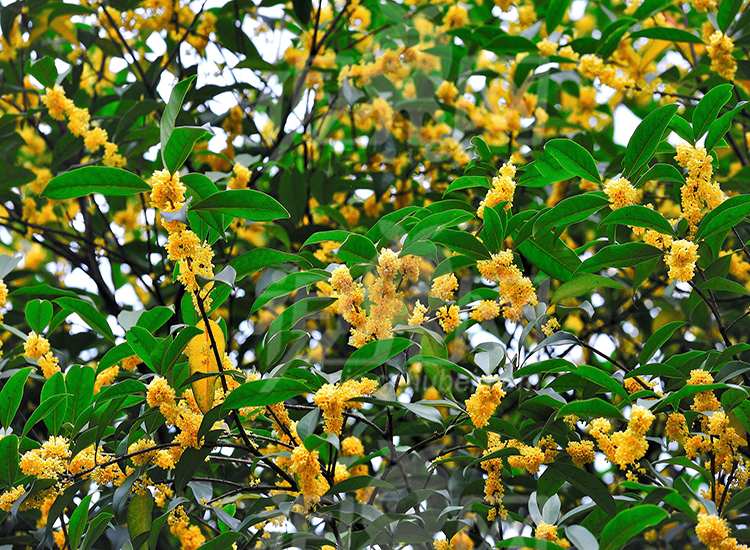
[[163, 126, 211, 173], [551, 274, 626, 303], [706, 102, 749, 153], [629, 28, 702, 42], [624, 104, 679, 178], [548, 462, 617, 517], [546, 139, 601, 183], [0, 368, 31, 429], [600, 205, 675, 235], [556, 398, 623, 419], [693, 84, 733, 140], [267, 297, 336, 334], [41, 167, 151, 199], [223, 378, 310, 408], [577, 243, 664, 274], [0, 434, 18, 487], [25, 299, 53, 334], [534, 194, 609, 236], [695, 195, 750, 241], [338, 234, 378, 264], [160, 76, 197, 157], [342, 338, 416, 381], [599, 505, 669, 550]]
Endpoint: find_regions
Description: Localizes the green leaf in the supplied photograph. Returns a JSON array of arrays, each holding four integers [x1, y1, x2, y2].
[[68, 494, 92, 550], [342, 338, 416, 381], [267, 297, 337, 334], [533, 194, 610, 236], [546, 0, 572, 32], [127, 491, 153, 550], [545, 139, 601, 183], [482, 204, 506, 253], [433, 255, 477, 278], [484, 34, 538, 54], [629, 27, 702, 42], [634, 163, 686, 187], [518, 233, 581, 282], [160, 76, 197, 159], [575, 366, 630, 400], [338, 234, 378, 264], [223, 378, 310, 409], [55, 296, 114, 342], [25, 299, 53, 334], [402, 210, 475, 254], [693, 84, 733, 141], [432, 229, 491, 260], [0, 368, 31, 429], [229, 249, 310, 281], [599, 505, 669, 550], [126, 326, 157, 372], [623, 104, 679, 179], [577, 243, 664, 274], [694, 195, 750, 241], [251, 270, 330, 314], [497, 538, 566, 550], [443, 176, 489, 195], [547, 462, 617, 517], [420, 332, 453, 398], [551, 274, 626, 303], [556, 398, 623, 420], [191, 189, 289, 222], [600, 205, 675, 235], [65, 364, 96, 425], [640, 321, 687, 364], [301, 230, 353, 248], [163, 126, 211, 173], [705, 102, 749, 153], [668, 115, 694, 143], [292, 0, 312, 23], [0, 434, 18, 487], [41, 167, 151, 199], [40, 372, 67, 434], [258, 330, 309, 372], [28, 56, 58, 88], [22, 394, 69, 438], [718, 0, 742, 31]]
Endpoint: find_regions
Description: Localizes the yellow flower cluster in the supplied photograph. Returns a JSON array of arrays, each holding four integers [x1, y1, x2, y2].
[[477, 163, 517, 218], [153, 169, 216, 312], [695, 514, 750, 550], [665, 239, 699, 282], [67, 444, 127, 486], [481, 433, 508, 521], [566, 440, 596, 467], [465, 382, 505, 428], [507, 435, 558, 474], [341, 436, 365, 456], [542, 317, 560, 337], [603, 177, 637, 210], [477, 250, 537, 321], [469, 300, 501, 323], [675, 142, 724, 232], [431, 273, 459, 301], [313, 378, 379, 435], [24, 332, 60, 379], [408, 300, 428, 325], [330, 250, 420, 347], [437, 304, 461, 333], [145, 377, 205, 468], [578, 54, 634, 90], [0, 485, 25, 512], [228, 163, 252, 190], [289, 444, 330, 508], [589, 406, 655, 471], [0, 279, 7, 328], [94, 365, 118, 393], [168, 505, 206, 550], [40, 86, 125, 166], [707, 31, 737, 81], [19, 436, 71, 480]]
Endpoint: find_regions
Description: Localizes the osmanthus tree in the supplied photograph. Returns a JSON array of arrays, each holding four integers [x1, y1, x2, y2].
[[2, 0, 750, 548]]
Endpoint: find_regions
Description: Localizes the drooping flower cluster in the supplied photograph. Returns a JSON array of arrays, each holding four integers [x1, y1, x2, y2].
[[465, 381, 505, 428], [430, 273, 459, 301], [19, 437, 72, 480], [477, 250, 537, 321], [695, 514, 749, 550], [675, 142, 725, 233], [589, 406, 655, 474], [289, 444, 330, 508], [40, 85, 125, 166], [437, 304, 461, 333], [168, 505, 206, 550], [506, 435, 558, 474], [665, 239, 699, 282], [329, 250, 420, 348], [313, 378, 379, 435], [566, 440, 596, 467], [153, 169, 216, 312], [477, 163, 517, 218], [481, 433, 508, 521], [707, 31, 737, 81]]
